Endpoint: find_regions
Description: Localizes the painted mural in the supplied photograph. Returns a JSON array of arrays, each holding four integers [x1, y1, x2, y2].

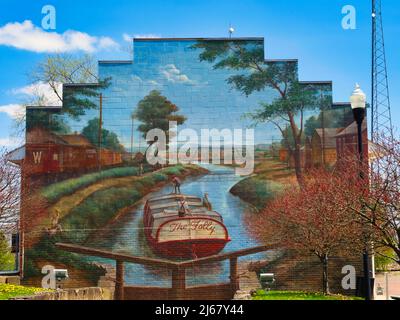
[[19, 38, 361, 290]]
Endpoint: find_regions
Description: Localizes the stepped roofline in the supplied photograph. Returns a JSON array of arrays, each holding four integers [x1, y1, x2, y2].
[[63, 83, 100, 87], [266, 59, 298, 63], [299, 80, 332, 85], [132, 37, 264, 41], [26, 106, 62, 111], [98, 60, 132, 64]]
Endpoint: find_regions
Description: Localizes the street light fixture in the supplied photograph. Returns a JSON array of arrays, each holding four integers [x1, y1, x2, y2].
[[350, 83, 367, 160], [350, 83, 372, 301]]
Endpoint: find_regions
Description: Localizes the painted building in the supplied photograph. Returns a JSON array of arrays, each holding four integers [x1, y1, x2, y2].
[[311, 128, 343, 167]]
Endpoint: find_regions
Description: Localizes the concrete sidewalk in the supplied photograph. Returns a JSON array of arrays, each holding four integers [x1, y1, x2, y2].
[[374, 272, 400, 300]]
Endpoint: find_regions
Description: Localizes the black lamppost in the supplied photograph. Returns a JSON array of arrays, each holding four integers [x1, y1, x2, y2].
[[350, 83, 372, 300]]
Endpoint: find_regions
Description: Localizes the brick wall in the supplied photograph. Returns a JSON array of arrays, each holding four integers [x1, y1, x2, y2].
[[260, 251, 364, 296]]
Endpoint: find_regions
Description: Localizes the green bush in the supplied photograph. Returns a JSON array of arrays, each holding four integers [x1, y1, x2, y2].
[[230, 177, 284, 209], [0, 232, 14, 271], [252, 290, 362, 300], [375, 249, 396, 271], [24, 235, 105, 281], [0, 284, 52, 300], [162, 165, 185, 176], [41, 167, 139, 203], [153, 173, 168, 183]]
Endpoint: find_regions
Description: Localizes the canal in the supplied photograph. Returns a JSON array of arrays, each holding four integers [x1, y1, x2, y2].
[[85, 164, 275, 287]]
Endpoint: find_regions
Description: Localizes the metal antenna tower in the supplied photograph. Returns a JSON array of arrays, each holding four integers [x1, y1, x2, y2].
[[371, 0, 393, 140]]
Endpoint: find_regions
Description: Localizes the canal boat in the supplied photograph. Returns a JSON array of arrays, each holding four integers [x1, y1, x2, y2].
[[144, 194, 230, 259]]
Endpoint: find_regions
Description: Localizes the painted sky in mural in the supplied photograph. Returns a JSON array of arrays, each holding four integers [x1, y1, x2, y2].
[[60, 39, 329, 150]]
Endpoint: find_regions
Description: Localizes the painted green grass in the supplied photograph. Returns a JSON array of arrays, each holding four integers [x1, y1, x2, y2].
[[252, 290, 363, 301], [60, 164, 193, 244], [24, 235, 106, 281], [0, 284, 52, 300], [230, 176, 285, 209], [41, 167, 140, 203]]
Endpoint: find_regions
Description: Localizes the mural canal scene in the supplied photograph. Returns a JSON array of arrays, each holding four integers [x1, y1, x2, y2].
[[84, 164, 276, 287], [1, 0, 400, 305]]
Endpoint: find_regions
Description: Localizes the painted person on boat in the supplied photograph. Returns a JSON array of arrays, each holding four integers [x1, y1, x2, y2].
[[179, 197, 190, 217], [203, 193, 212, 211], [172, 176, 182, 194]]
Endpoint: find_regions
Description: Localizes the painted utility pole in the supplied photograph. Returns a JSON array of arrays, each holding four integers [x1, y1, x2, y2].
[[98, 93, 103, 172]]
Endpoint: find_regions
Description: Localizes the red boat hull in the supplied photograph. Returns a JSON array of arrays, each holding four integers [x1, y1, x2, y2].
[[143, 195, 230, 259], [147, 238, 230, 259]]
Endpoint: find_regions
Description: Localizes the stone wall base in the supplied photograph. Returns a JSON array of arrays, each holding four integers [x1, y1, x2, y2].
[[0, 275, 20, 285], [11, 287, 114, 300]]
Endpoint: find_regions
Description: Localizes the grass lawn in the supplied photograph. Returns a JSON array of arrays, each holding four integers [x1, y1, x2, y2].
[[252, 290, 363, 301], [0, 284, 51, 300]]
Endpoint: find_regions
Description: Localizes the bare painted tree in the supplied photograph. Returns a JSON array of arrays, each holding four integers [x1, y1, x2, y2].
[[0, 148, 20, 234], [13, 54, 110, 135], [31, 54, 103, 103]]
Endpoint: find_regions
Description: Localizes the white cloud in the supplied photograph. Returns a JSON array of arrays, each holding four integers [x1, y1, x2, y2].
[[160, 64, 196, 85], [0, 137, 21, 148], [0, 82, 63, 121], [131, 75, 161, 87], [12, 82, 62, 106], [0, 104, 25, 120], [98, 37, 119, 50], [147, 80, 161, 86], [123, 33, 132, 42], [0, 20, 119, 53], [123, 33, 160, 43], [134, 34, 160, 39]]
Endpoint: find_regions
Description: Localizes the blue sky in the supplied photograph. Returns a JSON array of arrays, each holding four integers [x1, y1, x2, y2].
[[0, 0, 399, 147]]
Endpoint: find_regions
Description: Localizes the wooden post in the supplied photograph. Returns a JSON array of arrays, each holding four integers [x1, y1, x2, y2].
[[230, 257, 239, 294], [115, 260, 124, 300], [172, 267, 186, 300]]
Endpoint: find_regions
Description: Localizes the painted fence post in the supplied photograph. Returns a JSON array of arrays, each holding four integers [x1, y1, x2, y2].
[[230, 257, 239, 294], [115, 260, 125, 300], [172, 266, 186, 300]]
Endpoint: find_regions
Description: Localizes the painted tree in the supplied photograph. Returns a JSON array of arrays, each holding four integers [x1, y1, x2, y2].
[[193, 40, 330, 185], [134, 90, 186, 145], [24, 54, 111, 133], [82, 118, 125, 153], [304, 108, 351, 137], [248, 168, 363, 294]]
